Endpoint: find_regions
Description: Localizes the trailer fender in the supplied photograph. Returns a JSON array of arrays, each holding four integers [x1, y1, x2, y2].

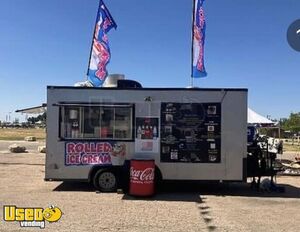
[[155, 165, 163, 189]]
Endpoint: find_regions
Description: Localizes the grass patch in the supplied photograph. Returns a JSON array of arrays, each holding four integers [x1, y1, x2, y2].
[[0, 128, 46, 141], [283, 143, 300, 152]]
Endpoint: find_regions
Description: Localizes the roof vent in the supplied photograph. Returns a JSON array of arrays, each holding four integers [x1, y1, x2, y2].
[[102, 74, 125, 88], [117, 79, 142, 88]]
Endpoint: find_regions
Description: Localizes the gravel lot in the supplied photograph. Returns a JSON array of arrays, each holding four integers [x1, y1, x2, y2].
[[0, 141, 299, 232]]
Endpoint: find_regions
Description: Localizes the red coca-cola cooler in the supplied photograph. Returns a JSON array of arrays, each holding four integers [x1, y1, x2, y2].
[[129, 159, 155, 196]]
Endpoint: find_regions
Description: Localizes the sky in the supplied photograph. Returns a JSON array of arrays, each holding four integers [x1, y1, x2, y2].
[[0, 0, 299, 122]]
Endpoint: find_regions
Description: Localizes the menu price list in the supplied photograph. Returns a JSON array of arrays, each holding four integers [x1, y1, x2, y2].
[[160, 103, 221, 163]]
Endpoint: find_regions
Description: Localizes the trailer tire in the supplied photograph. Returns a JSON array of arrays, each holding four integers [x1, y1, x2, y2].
[[93, 169, 117, 192]]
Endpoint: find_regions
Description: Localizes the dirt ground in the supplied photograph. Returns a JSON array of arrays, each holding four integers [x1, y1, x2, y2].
[[0, 140, 299, 232], [0, 128, 46, 140]]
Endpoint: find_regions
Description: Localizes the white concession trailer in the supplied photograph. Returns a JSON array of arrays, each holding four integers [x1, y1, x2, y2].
[[45, 84, 247, 191]]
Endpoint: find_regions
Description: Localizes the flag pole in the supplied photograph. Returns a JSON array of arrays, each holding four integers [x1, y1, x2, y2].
[[85, 0, 102, 81], [190, 0, 196, 87]]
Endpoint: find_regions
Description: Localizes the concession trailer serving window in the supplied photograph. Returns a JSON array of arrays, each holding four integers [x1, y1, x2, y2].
[[58, 103, 133, 140]]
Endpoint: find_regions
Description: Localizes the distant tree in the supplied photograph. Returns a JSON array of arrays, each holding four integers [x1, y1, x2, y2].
[[27, 116, 38, 124], [281, 112, 300, 133], [38, 112, 46, 123], [27, 112, 46, 125]]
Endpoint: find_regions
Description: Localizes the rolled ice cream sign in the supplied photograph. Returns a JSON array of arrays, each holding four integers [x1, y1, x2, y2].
[[65, 142, 126, 166]]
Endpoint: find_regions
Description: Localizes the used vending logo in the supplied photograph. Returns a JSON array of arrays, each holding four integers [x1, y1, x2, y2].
[[3, 205, 62, 229]]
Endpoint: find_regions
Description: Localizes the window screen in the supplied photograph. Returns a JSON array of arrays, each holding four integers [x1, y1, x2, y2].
[[60, 104, 133, 140]]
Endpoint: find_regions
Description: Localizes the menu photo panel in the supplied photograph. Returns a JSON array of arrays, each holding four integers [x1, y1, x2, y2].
[[160, 103, 221, 163], [135, 117, 159, 153]]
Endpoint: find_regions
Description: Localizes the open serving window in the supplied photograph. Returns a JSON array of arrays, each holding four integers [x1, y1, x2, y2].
[[57, 103, 134, 140]]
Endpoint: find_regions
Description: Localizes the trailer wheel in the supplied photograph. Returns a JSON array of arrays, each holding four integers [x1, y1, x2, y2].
[[93, 169, 117, 192]]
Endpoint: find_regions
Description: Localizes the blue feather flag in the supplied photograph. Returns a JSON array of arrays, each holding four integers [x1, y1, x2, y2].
[[192, 0, 207, 78], [87, 0, 117, 87]]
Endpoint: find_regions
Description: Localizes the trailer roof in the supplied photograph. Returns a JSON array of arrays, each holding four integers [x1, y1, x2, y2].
[[47, 86, 248, 92]]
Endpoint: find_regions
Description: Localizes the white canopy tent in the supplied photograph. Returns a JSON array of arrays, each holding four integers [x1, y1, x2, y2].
[[248, 108, 274, 124], [15, 104, 47, 114]]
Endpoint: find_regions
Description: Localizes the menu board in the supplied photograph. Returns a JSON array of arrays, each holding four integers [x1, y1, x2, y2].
[[160, 103, 221, 163]]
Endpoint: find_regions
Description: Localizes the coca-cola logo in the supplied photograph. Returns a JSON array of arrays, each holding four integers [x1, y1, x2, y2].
[[130, 167, 154, 182]]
